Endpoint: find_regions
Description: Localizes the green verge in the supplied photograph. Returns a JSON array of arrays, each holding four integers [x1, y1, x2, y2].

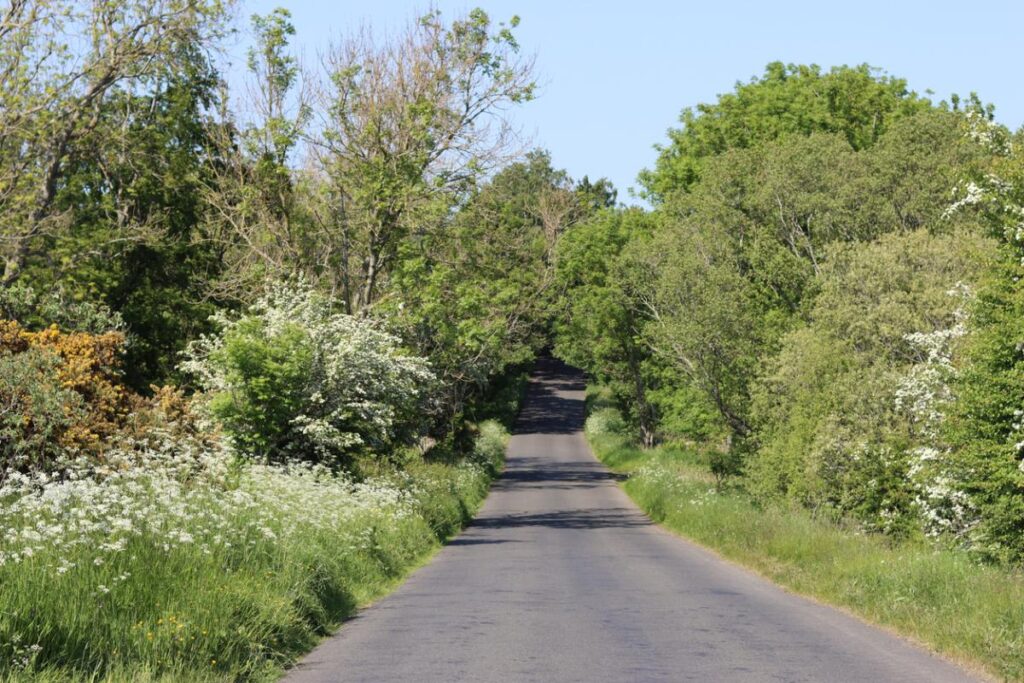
[[585, 387, 1024, 682], [1, 414, 517, 683]]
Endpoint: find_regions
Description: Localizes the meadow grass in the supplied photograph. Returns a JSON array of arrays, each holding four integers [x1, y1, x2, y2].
[[586, 389, 1024, 682], [0, 421, 509, 682]]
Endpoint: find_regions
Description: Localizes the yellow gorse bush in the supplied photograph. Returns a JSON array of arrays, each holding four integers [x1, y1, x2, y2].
[[0, 319, 129, 456]]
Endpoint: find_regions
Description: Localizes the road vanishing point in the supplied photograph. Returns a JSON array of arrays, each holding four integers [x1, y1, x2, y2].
[[285, 358, 979, 683]]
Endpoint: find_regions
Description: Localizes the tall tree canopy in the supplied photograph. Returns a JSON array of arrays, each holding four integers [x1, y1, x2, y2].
[[639, 62, 934, 200]]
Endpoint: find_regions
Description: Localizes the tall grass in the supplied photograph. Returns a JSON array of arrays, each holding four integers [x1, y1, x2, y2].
[[586, 388, 1024, 681], [0, 421, 509, 682]]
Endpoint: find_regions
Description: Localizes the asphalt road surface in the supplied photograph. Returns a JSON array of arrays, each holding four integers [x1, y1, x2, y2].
[[284, 358, 979, 683]]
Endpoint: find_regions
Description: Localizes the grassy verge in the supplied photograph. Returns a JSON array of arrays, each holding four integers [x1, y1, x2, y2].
[[0, 417, 512, 683], [585, 387, 1024, 681]]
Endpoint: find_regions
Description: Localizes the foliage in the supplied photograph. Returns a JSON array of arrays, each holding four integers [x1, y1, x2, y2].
[[555, 62, 1009, 554], [748, 230, 994, 534], [0, 319, 131, 470], [0, 0, 231, 289], [553, 208, 667, 444], [0, 283, 124, 336], [11, 23, 227, 389], [0, 2, 231, 391], [202, 8, 312, 303], [633, 211, 774, 443], [585, 407, 627, 437], [0, 348, 85, 476], [623, 108, 986, 457], [639, 62, 934, 199], [308, 8, 536, 312], [388, 152, 581, 431], [183, 283, 434, 464], [944, 118, 1024, 562]]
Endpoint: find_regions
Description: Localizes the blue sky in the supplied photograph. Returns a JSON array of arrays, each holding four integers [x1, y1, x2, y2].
[[226, 1, 1024, 204]]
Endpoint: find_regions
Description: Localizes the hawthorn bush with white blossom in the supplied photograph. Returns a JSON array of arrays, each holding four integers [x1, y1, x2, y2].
[[183, 283, 435, 464]]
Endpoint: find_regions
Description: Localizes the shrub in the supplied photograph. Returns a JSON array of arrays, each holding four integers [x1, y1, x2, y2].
[[748, 229, 994, 535], [708, 448, 744, 483], [472, 419, 509, 473], [17, 324, 129, 447], [0, 349, 86, 474], [585, 407, 627, 436], [940, 117, 1024, 562], [0, 283, 124, 336], [206, 317, 314, 458], [183, 283, 435, 464], [0, 320, 130, 473]]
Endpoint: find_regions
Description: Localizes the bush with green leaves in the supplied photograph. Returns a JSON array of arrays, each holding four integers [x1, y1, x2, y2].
[[0, 349, 86, 475], [585, 407, 627, 437], [0, 283, 124, 336], [183, 283, 435, 464], [748, 229, 995, 535], [941, 117, 1024, 562]]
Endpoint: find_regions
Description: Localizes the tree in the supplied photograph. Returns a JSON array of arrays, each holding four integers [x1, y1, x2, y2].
[[43, 40, 226, 388], [201, 7, 313, 302], [749, 229, 994, 534], [639, 62, 932, 200], [0, 0, 230, 288], [633, 133, 867, 443], [634, 214, 767, 442], [554, 208, 661, 445], [388, 151, 580, 431], [865, 108, 990, 233], [311, 8, 535, 313], [629, 110, 987, 451], [944, 117, 1024, 561]]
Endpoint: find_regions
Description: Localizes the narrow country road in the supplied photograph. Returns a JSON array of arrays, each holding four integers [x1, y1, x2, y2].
[[285, 358, 979, 683]]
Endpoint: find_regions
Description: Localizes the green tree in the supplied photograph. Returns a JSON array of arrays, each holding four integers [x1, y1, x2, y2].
[[0, 0, 230, 288], [635, 214, 768, 442], [640, 62, 932, 200], [554, 208, 662, 445], [630, 109, 987, 453], [635, 133, 867, 444], [312, 8, 536, 313], [44, 42, 226, 388], [388, 151, 579, 432], [202, 7, 312, 302], [749, 229, 994, 534]]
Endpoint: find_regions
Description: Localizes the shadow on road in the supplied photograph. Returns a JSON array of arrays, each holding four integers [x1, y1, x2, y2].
[[512, 358, 586, 436], [471, 507, 652, 530], [445, 537, 523, 546], [494, 456, 627, 491]]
